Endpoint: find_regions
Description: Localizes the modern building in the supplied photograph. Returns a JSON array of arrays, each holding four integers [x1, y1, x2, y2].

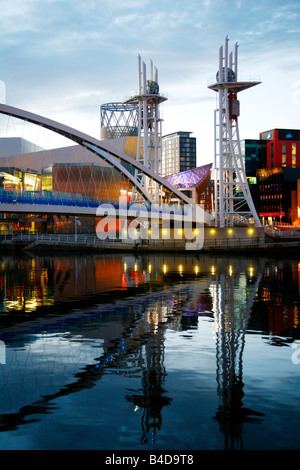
[[256, 167, 300, 225], [239, 129, 300, 225], [0, 137, 44, 158], [161, 132, 196, 177], [0, 136, 136, 234], [260, 128, 300, 169]]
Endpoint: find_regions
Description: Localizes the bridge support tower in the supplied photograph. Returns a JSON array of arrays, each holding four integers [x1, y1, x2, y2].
[[125, 55, 167, 204], [208, 36, 261, 228]]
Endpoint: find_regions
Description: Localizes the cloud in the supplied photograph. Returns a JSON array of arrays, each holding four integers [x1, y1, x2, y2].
[[0, 0, 300, 162]]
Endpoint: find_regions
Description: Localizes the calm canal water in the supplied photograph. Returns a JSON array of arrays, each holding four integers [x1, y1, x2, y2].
[[0, 251, 299, 450]]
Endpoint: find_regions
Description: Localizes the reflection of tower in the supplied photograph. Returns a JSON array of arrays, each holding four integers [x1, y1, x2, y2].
[[210, 268, 264, 449], [125, 303, 172, 445], [125, 55, 167, 204], [208, 36, 261, 228]]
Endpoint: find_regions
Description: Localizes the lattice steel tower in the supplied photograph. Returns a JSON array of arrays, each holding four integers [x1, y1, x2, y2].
[[208, 36, 261, 227], [125, 55, 167, 203]]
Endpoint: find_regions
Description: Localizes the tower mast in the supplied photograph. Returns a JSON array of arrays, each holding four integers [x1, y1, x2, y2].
[[208, 36, 261, 227], [125, 55, 167, 204]]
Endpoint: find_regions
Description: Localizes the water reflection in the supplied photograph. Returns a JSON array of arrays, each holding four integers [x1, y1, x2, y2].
[[0, 253, 300, 449], [211, 270, 265, 449]]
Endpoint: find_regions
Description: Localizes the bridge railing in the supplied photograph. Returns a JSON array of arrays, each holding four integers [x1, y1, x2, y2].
[[1, 233, 114, 245], [0, 189, 112, 208], [0, 232, 267, 247]]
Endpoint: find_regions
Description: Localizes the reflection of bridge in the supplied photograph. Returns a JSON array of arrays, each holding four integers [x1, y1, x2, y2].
[[0, 103, 212, 225], [0, 253, 265, 445]]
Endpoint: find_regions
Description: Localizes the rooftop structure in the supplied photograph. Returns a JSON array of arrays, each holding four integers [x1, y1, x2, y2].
[[100, 102, 138, 140]]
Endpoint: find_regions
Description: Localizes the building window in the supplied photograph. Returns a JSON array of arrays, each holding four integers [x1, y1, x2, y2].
[[292, 143, 296, 168], [282, 143, 286, 167], [271, 143, 273, 167]]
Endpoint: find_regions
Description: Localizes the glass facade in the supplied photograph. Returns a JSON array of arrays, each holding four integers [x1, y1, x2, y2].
[[0, 137, 138, 234], [241, 139, 267, 177]]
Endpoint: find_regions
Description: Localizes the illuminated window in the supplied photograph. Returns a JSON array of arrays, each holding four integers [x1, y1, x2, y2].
[[282, 143, 286, 167], [292, 143, 296, 168]]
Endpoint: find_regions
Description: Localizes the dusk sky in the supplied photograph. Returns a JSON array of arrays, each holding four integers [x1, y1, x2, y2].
[[1, 0, 300, 165]]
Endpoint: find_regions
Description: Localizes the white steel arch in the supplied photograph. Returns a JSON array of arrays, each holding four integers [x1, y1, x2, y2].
[[0, 103, 212, 224]]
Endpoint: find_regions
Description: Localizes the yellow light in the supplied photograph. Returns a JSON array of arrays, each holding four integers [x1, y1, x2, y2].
[[162, 229, 168, 236], [195, 265, 199, 275], [134, 263, 138, 271], [124, 262, 127, 271], [123, 229, 127, 235], [148, 264, 152, 273], [178, 264, 183, 273], [177, 228, 183, 236], [211, 265, 216, 275], [210, 228, 216, 235], [148, 229, 151, 235], [193, 228, 199, 235], [162, 264, 167, 274], [227, 228, 233, 235], [248, 266, 254, 277], [228, 265, 233, 276], [248, 228, 254, 235]]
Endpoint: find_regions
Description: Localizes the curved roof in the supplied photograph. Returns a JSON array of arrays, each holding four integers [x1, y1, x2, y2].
[[164, 164, 212, 189]]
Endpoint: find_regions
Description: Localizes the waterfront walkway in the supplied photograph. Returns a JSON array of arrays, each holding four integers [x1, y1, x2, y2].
[[1, 232, 300, 253]]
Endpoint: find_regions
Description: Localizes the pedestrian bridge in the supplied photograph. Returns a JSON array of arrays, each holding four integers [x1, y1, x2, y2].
[[0, 188, 203, 225], [0, 103, 213, 225]]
